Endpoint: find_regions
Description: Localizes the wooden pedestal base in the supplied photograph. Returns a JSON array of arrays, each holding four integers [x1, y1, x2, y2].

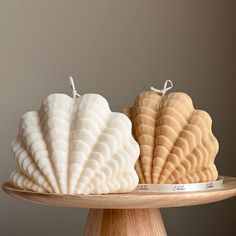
[[84, 208, 167, 236]]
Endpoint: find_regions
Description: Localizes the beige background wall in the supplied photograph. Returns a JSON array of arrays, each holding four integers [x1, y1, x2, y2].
[[0, 1, 235, 235]]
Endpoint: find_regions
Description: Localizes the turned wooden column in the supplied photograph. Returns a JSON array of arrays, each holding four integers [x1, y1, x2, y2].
[[84, 208, 167, 236]]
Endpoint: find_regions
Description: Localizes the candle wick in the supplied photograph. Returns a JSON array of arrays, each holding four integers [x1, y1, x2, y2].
[[150, 80, 174, 95], [69, 76, 80, 98]]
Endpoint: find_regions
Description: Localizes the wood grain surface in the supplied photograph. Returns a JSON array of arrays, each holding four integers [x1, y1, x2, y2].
[[2, 176, 236, 209], [84, 209, 167, 236]]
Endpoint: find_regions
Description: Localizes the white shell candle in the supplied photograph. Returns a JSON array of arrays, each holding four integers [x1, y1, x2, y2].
[[10, 78, 140, 194]]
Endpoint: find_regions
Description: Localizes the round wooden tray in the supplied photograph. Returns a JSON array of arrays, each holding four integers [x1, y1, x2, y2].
[[2, 176, 236, 209], [3, 176, 236, 236]]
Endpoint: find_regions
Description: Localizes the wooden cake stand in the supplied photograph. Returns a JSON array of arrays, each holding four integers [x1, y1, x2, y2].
[[3, 176, 236, 236]]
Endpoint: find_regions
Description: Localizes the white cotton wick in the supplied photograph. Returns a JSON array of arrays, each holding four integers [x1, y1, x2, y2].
[[150, 80, 174, 95], [69, 76, 80, 98]]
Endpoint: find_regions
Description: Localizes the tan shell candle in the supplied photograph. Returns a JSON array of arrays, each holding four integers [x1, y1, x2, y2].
[[123, 80, 219, 184]]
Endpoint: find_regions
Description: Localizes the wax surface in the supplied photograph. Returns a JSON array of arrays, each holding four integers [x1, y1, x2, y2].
[[11, 93, 140, 194], [123, 91, 219, 184]]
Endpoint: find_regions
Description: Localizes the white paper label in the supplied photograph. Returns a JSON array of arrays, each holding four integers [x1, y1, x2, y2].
[[133, 176, 224, 193]]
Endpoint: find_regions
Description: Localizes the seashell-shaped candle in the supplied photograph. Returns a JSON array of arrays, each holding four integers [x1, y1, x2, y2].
[[123, 80, 219, 184], [10, 78, 140, 194]]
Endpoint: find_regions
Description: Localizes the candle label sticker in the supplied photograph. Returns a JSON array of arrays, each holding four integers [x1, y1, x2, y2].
[[136, 185, 149, 191], [133, 177, 224, 193], [172, 185, 186, 192], [206, 182, 214, 189]]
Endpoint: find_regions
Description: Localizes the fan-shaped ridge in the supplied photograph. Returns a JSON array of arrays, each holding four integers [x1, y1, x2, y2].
[[123, 91, 219, 184], [11, 93, 140, 195]]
